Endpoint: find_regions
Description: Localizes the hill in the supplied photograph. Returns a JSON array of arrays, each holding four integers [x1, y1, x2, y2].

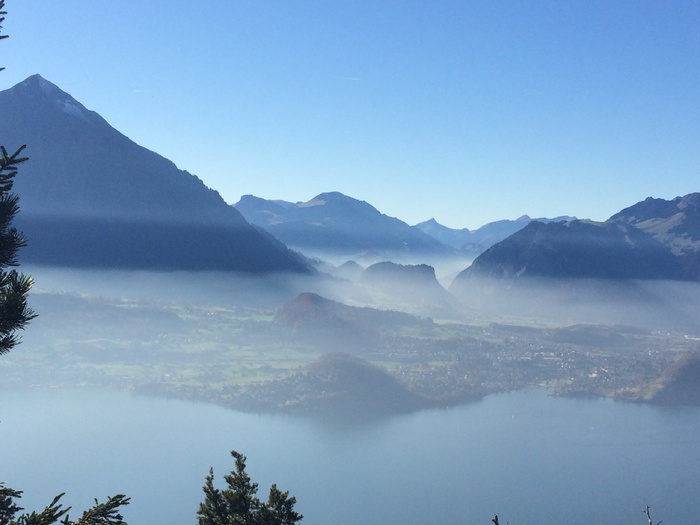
[[275, 292, 428, 351], [230, 352, 433, 418], [0, 75, 310, 273], [359, 261, 459, 316], [618, 352, 700, 405]]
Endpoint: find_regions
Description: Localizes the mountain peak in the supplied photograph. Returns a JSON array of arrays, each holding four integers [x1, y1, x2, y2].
[[678, 192, 700, 210], [315, 191, 351, 201], [296, 192, 381, 217], [8, 74, 95, 123], [238, 194, 272, 206], [13, 74, 69, 99], [0, 76, 311, 273], [297, 191, 363, 208], [15, 73, 53, 91]]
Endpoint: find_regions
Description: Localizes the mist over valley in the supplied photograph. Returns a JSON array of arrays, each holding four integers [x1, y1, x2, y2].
[[2, 74, 700, 413]]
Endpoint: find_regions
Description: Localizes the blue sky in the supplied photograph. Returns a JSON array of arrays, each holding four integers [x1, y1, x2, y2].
[[2, 1, 699, 229]]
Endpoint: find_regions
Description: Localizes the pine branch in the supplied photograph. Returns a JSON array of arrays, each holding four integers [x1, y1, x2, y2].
[[64, 495, 130, 525], [643, 505, 662, 525], [13, 493, 70, 525], [0, 0, 7, 44], [0, 146, 28, 193], [0, 270, 37, 354], [0, 484, 23, 525], [0, 0, 6, 69]]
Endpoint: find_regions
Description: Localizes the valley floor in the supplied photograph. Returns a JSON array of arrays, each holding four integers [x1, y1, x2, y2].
[[3, 286, 698, 417]]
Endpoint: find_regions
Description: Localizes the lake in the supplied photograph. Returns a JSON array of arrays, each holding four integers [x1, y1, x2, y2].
[[2, 388, 699, 525]]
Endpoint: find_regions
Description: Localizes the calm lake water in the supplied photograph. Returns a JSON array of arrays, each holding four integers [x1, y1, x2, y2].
[[2, 388, 699, 525]]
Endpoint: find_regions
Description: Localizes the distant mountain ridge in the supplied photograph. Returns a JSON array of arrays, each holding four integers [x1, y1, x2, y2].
[[235, 191, 458, 264], [0, 75, 310, 273], [415, 215, 577, 254]]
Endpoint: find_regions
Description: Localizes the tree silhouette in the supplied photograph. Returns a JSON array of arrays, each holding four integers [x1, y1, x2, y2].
[[0, 0, 35, 355], [197, 451, 302, 525], [0, 485, 130, 525]]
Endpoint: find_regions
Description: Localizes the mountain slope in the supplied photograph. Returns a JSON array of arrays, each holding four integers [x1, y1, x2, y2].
[[610, 193, 700, 278], [0, 75, 310, 272]]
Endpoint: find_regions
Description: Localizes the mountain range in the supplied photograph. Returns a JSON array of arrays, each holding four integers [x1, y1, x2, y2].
[[0, 75, 310, 273], [2, 75, 699, 287], [235, 192, 458, 265], [236, 192, 578, 264]]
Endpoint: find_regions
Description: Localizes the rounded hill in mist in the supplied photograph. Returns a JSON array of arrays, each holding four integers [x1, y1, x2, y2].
[[232, 352, 433, 418]]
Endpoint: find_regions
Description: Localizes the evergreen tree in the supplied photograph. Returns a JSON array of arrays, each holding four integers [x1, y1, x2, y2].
[[197, 451, 303, 525], [0, 0, 35, 355], [257, 485, 302, 525]]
